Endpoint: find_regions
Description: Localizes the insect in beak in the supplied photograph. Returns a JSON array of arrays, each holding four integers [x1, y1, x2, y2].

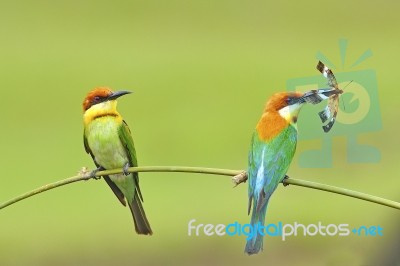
[[316, 61, 344, 132]]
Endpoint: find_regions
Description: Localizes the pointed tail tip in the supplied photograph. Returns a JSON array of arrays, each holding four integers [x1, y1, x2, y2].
[[135, 227, 153, 236], [245, 242, 263, 255], [128, 193, 153, 236], [244, 247, 262, 255]]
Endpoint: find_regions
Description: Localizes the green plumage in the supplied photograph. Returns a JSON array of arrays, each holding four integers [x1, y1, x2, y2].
[[245, 124, 297, 254], [84, 116, 152, 235]]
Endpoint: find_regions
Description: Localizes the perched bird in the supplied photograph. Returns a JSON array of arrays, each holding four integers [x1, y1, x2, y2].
[[245, 89, 339, 254], [83, 87, 152, 235]]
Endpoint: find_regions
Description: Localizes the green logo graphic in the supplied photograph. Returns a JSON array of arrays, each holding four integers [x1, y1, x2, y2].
[[287, 39, 381, 168]]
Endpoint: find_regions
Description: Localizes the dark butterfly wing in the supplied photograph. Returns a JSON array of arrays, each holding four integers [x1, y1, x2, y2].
[[316, 61, 341, 132]]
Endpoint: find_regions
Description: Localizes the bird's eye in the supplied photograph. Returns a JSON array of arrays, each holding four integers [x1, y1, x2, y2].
[[287, 97, 296, 105], [94, 96, 101, 102]]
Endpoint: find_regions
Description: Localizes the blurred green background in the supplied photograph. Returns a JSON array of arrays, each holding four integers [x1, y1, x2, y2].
[[0, 1, 399, 265]]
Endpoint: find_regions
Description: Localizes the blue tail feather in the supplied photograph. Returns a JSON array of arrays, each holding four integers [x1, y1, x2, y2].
[[245, 202, 268, 255]]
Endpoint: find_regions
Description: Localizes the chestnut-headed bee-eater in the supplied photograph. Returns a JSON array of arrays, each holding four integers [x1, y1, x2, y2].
[[83, 87, 152, 235], [245, 89, 340, 254]]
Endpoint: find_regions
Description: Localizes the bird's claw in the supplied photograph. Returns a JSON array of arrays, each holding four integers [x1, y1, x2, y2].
[[90, 166, 104, 180], [123, 163, 131, 176], [282, 175, 290, 187]]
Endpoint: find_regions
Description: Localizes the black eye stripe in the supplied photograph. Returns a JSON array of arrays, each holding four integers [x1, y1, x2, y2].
[[287, 97, 304, 105], [93, 96, 106, 103]]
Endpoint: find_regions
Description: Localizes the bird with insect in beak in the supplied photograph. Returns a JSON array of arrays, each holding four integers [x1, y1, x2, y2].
[[83, 87, 152, 235], [245, 88, 340, 255]]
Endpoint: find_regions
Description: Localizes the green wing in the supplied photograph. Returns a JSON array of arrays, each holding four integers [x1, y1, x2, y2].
[[247, 125, 297, 213], [118, 120, 143, 201], [118, 120, 152, 234]]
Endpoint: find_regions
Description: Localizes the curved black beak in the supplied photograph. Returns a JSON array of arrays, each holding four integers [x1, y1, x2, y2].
[[107, 90, 132, 101]]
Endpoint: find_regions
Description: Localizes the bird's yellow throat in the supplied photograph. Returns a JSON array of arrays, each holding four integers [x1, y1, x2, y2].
[[83, 100, 122, 125]]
